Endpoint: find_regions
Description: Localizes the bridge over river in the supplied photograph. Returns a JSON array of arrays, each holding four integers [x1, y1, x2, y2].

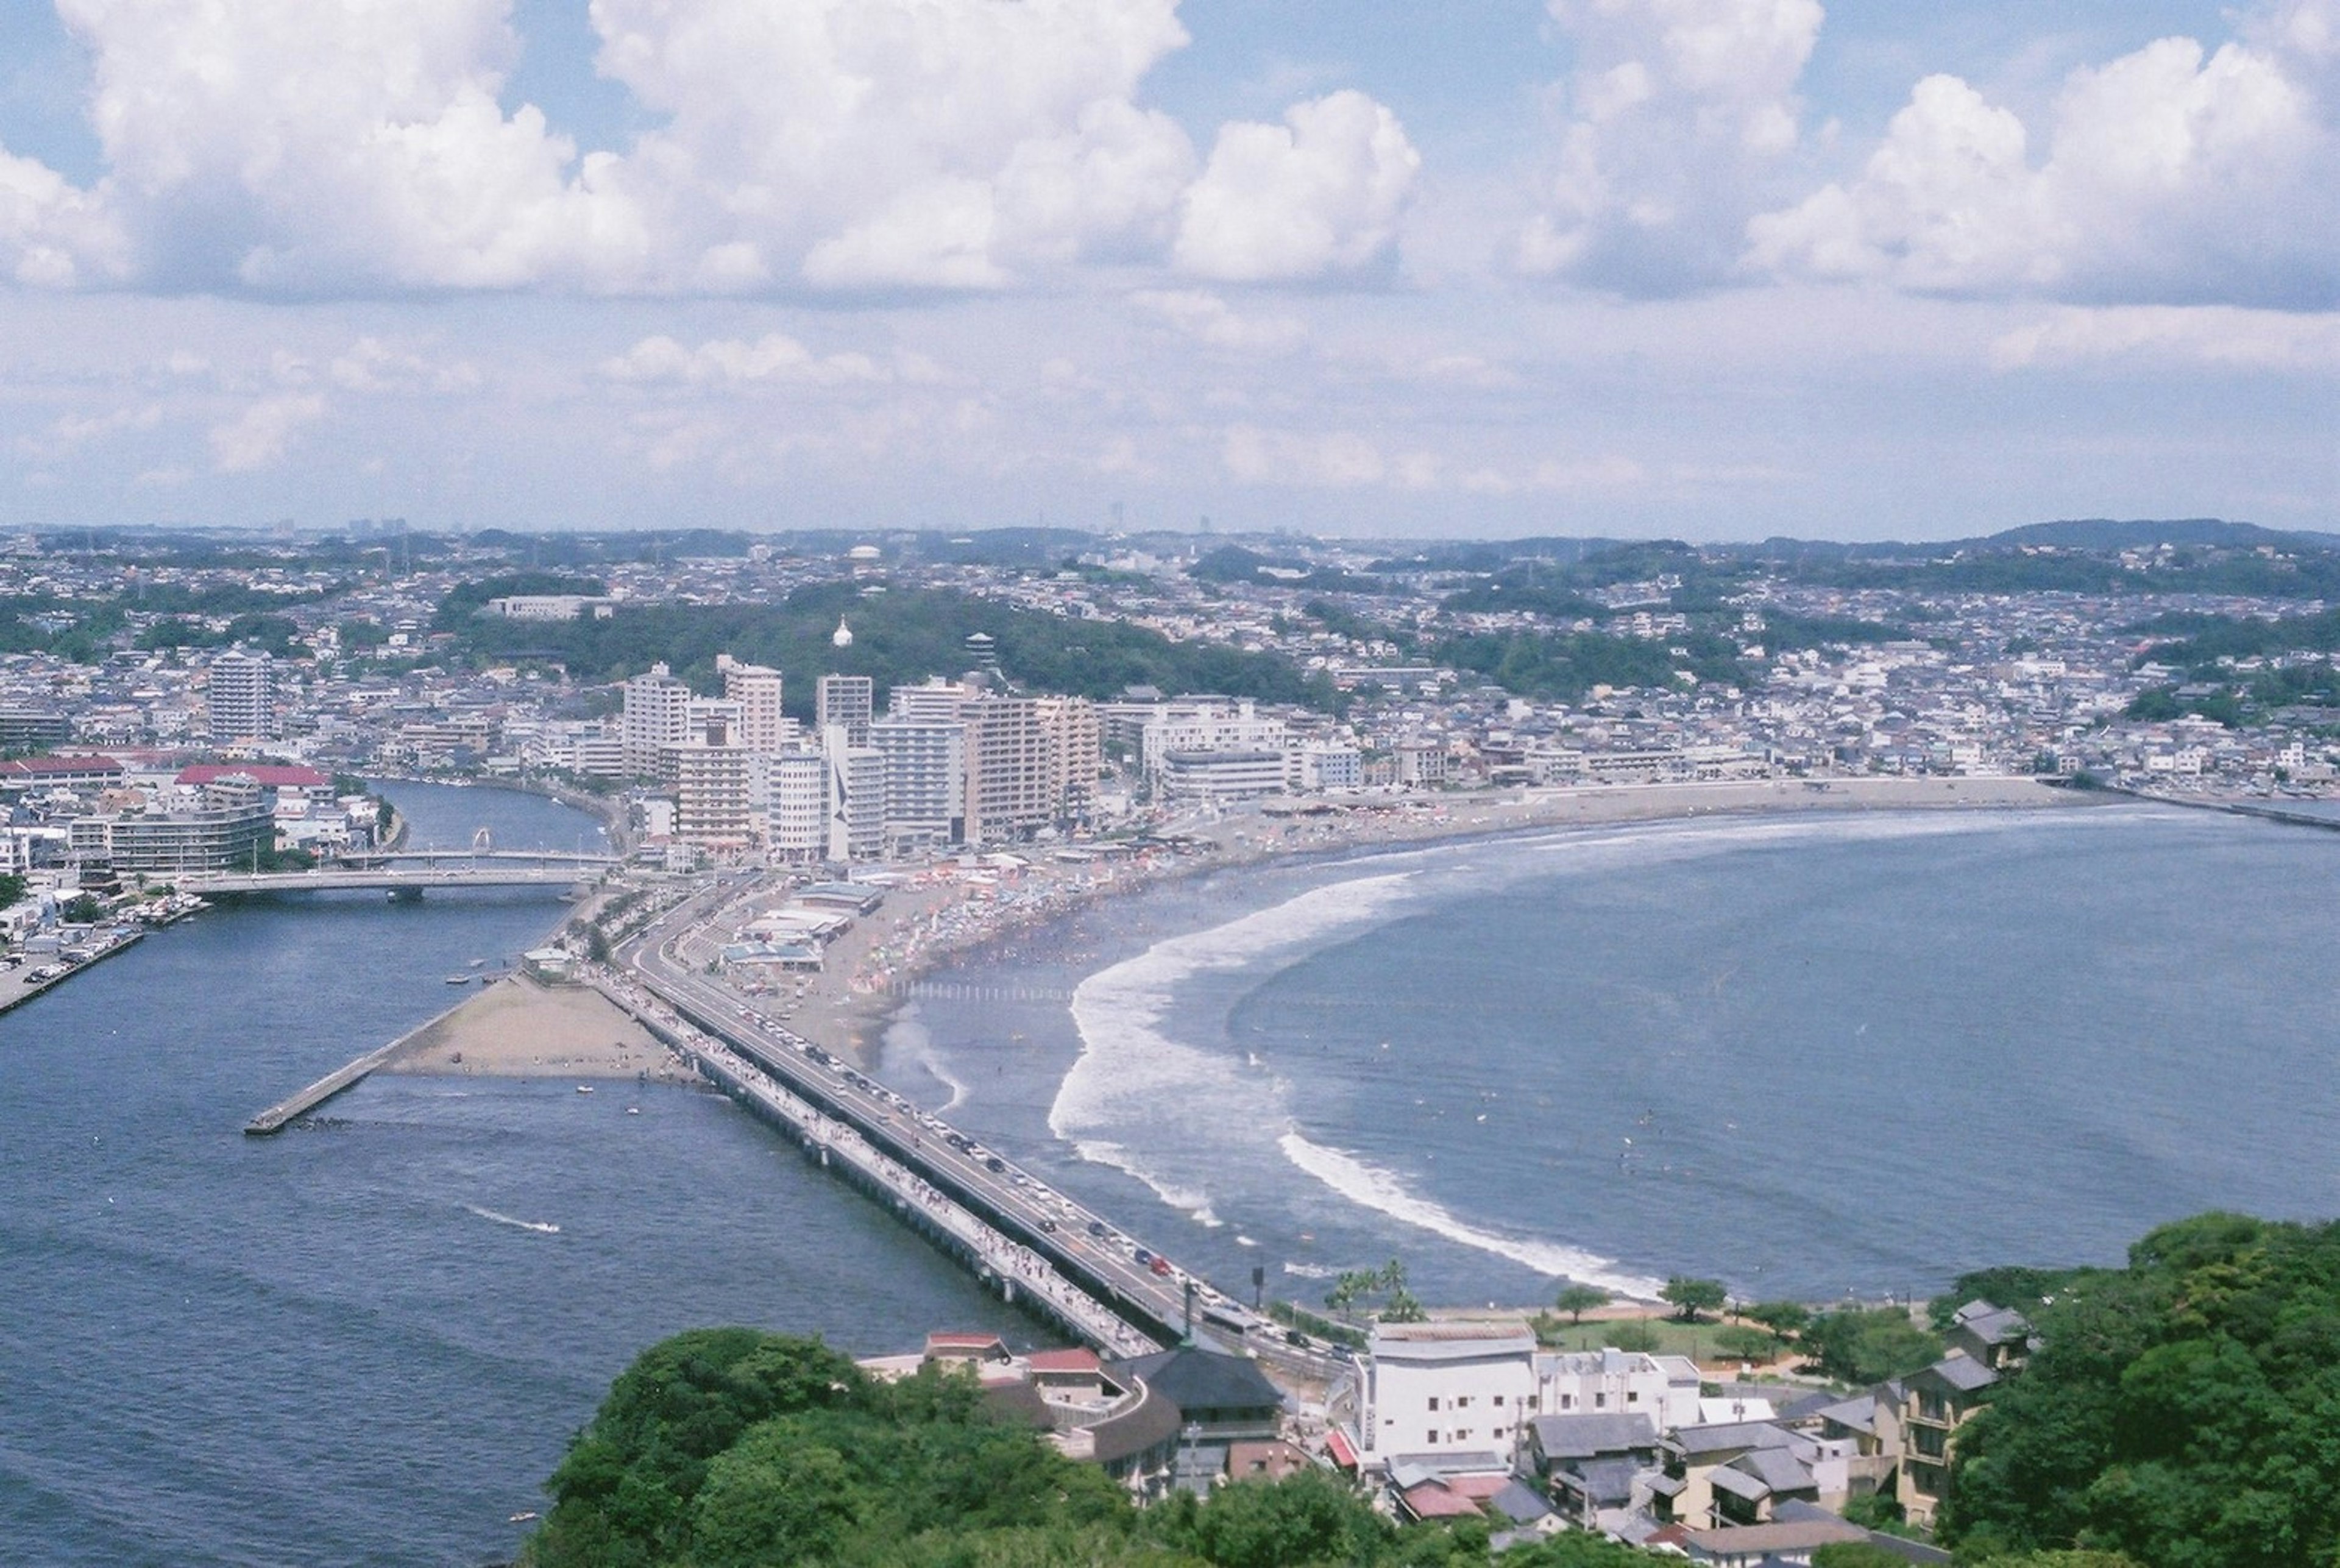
[[186, 849, 617, 896]]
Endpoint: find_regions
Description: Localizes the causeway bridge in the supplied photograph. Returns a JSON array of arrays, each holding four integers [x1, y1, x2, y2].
[[187, 848, 617, 896], [609, 882, 1339, 1382]]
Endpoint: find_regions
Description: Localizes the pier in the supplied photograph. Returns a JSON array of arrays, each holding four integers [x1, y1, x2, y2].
[[242, 993, 471, 1133]]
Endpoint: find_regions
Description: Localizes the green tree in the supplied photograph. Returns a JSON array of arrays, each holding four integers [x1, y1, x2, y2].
[[1743, 1300, 1812, 1343], [1181, 1470, 1388, 1568], [1555, 1283, 1612, 1325], [1661, 1275, 1728, 1322], [1604, 1321, 1662, 1354], [1712, 1325, 1778, 1363], [689, 1427, 866, 1568], [1801, 1308, 1943, 1385], [1944, 1212, 2340, 1568], [61, 893, 104, 924], [0, 871, 26, 909]]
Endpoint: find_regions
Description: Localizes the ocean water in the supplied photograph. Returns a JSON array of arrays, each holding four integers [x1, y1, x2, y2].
[[0, 783, 1029, 1568], [881, 804, 2340, 1311]]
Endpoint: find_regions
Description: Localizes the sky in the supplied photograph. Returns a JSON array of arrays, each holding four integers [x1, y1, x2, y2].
[[0, 0, 2335, 543]]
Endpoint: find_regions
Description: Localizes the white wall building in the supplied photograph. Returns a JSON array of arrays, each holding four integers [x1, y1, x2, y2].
[[768, 752, 826, 862], [1139, 698, 1288, 780], [1359, 1322, 1537, 1466], [207, 650, 277, 742], [871, 715, 965, 850], [1532, 1349, 1704, 1435], [621, 662, 693, 777]]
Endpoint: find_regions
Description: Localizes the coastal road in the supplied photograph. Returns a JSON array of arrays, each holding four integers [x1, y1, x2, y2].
[[614, 874, 1343, 1383]]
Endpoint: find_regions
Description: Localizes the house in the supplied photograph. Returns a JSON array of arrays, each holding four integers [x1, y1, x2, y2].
[[1522, 1411, 1662, 1531], [1660, 1420, 1829, 1530], [1944, 1300, 2032, 1373], [1897, 1353, 1998, 1528], [1109, 1343, 1285, 1445]]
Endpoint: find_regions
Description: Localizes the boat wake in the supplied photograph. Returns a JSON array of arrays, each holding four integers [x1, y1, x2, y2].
[[463, 1204, 561, 1235]]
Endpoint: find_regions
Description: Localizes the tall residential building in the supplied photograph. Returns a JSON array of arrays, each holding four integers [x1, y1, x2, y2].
[[823, 725, 885, 863], [816, 674, 874, 746], [719, 657, 787, 753], [672, 718, 756, 849], [887, 677, 970, 722], [768, 752, 826, 862], [871, 715, 966, 850], [207, 650, 278, 742], [1036, 695, 1101, 821], [621, 662, 693, 777], [962, 696, 1052, 845]]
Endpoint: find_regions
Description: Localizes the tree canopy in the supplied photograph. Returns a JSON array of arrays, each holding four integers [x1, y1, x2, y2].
[[1943, 1212, 2340, 1568], [526, 1329, 1688, 1568]]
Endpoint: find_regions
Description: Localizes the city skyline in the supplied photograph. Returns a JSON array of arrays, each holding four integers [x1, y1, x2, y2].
[[2, 0, 2335, 541]]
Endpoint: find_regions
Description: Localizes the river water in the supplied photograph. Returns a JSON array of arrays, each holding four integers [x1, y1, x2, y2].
[[0, 782, 1026, 1568], [882, 803, 2340, 1312]]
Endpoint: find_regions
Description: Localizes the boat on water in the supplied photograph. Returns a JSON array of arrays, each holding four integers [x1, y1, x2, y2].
[[443, 973, 472, 985], [575, 1084, 595, 1094]]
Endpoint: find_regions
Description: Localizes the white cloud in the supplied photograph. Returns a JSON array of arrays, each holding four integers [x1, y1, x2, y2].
[[0, 143, 126, 287], [1174, 91, 1420, 282], [208, 392, 327, 472], [591, 0, 1197, 289], [328, 337, 483, 395], [600, 333, 899, 388], [1991, 305, 2340, 371], [0, 0, 1433, 297], [58, 0, 640, 292], [1748, 14, 2340, 307], [1519, 0, 1824, 291], [1224, 424, 1390, 486], [1129, 289, 1306, 352]]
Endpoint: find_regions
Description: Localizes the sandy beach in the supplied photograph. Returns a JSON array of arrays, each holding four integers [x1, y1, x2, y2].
[[389, 775, 2092, 1079], [792, 774, 2094, 1058], [383, 972, 695, 1084]]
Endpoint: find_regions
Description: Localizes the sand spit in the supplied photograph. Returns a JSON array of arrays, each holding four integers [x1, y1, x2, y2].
[[384, 973, 694, 1084]]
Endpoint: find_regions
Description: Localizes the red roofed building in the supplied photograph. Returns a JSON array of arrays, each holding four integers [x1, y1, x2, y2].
[[176, 764, 333, 791], [0, 756, 126, 791]]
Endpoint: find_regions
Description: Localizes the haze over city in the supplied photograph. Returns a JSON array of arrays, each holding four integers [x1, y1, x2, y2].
[[2, 0, 2336, 540]]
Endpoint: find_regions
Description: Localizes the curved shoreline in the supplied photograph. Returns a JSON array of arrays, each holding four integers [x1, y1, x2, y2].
[[816, 776, 2101, 1061]]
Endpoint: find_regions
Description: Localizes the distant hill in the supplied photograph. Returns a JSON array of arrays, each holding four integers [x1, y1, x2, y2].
[[1981, 518, 2340, 553]]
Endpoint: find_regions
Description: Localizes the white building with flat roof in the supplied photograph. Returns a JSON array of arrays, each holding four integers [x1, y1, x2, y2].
[[1358, 1322, 1537, 1467]]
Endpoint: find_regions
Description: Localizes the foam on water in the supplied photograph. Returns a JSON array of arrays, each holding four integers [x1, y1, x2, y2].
[[1052, 872, 1419, 1212], [1277, 1132, 1664, 1297]]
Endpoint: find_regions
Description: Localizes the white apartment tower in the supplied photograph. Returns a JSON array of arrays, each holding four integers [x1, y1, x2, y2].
[[672, 716, 756, 850], [207, 650, 278, 742], [870, 715, 966, 850], [822, 725, 885, 863], [718, 657, 787, 754], [768, 752, 826, 862], [621, 662, 693, 777], [888, 678, 970, 722], [816, 674, 874, 746]]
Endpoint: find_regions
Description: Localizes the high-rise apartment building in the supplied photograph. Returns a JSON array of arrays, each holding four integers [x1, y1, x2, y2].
[[887, 677, 969, 722], [768, 752, 826, 862], [207, 650, 278, 742], [621, 662, 693, 777], [870, 715, 966, 850], [962, 696, 1050, 845], [816, 674, 874, 747], [1037, 695, 1101, 822], [718, 657, 787, 753], [822, 725, 885, 863], [672, 717, 756, 849]]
